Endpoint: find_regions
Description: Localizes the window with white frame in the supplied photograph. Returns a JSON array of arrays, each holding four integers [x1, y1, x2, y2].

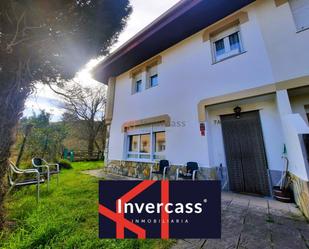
[[211, 25, 244, 63], [135, 80, 142, 93], [289, 0, 309, 31], [126, 125, 166, 161], [147, 65, 158, 88], [132, 72, 143, 94], [154, 132, 165, 159]]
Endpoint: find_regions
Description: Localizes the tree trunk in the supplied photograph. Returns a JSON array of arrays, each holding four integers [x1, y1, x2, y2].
[[15, 124, 33, 166], [0, 80, 31, 230]]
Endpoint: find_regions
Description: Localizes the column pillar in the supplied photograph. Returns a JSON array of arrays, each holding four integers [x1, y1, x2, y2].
[[276, 89, 308, 180], [104, 77, 116, 164], [276, 90, 309, 219], [276, 89, 292, 116]]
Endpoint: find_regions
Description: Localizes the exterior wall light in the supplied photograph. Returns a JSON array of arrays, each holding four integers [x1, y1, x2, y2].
[[234, 106, 242, 119]]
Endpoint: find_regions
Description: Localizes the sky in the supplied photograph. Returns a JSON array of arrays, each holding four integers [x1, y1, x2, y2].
[[25, 0, 180, 122]]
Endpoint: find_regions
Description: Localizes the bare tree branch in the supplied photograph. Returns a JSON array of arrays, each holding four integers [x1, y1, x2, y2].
[[53, 82, 106, 156]]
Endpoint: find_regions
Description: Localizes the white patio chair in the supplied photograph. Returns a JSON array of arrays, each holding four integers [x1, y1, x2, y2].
[[32, 157, 60, 191], [8, 161, 45, 202]]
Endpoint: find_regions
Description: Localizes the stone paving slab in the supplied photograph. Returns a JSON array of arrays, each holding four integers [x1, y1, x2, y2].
[[84, 171, 308, 249], [172, 192, 309, 249]]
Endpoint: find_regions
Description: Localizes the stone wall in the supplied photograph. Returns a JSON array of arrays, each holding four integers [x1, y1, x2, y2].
[[105, 161, 293, 195], [105, 160, 220, 181], [290, 173, 309, 219]]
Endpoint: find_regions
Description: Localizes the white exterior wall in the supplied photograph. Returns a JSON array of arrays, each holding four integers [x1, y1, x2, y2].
[[276, 90, 309, 181], [255, 0, 309, 82], [108, 0, 309, 176], [290, 93, 309, 180], [207, 95, 284, 172]]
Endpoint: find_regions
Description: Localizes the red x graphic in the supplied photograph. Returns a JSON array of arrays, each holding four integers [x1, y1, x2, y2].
[[99, 180, 170, 239]]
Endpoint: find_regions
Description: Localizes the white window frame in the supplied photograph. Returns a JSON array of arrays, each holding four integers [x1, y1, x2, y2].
[[150, 74, 159, 88], [153, 130, 165, 160], [132, 72, 143, 94], [125, 125, 166, 162], [146, 64, 159, 89], [135, 79, 143, 93], [211, 25, 244, 63]]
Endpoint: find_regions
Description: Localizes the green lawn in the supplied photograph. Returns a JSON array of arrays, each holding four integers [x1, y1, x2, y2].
[[0, 161, 174, 249]]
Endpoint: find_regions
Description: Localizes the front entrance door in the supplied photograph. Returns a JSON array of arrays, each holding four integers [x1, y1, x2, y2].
[[221, 110, 270, 196]]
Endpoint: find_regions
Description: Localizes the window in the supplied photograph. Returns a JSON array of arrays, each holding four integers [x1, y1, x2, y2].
[[126, 130, 166, 161], [211, 26, 244, 63], [154, 132, 166, 160], [127, 134, 151, 159], [289, 0, 309, 31], [140, 133, 150, 154], [150, 74, 158, 87], [135, 80, 142, 93], [132, 72, 143, 94], [128, 135, 139, 153], [147, 65, 158, 88], [128, 134, 150, 159], [131, 61, 160, 93]]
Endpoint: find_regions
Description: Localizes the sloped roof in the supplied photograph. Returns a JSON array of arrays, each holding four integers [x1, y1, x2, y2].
[[93, 0, 255, 84]]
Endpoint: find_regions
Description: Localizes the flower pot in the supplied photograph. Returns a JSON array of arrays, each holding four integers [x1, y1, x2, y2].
[[272, 186, 293, 203]]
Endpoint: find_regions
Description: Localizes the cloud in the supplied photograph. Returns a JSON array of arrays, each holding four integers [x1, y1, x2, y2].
[[24, 88, 66, 122]]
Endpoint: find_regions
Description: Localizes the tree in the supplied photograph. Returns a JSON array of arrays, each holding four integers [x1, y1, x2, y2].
[[59, 83, 106, 158], [15, 111, 68, 164], [0, 0, 132, 228], [15, 123, 33, 167]]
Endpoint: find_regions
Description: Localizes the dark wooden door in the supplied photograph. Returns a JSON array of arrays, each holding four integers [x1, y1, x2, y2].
[[221, 111, 270, 196]]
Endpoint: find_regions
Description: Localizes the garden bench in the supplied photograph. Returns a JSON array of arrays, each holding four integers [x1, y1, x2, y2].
[[8, 161, 45, 202]]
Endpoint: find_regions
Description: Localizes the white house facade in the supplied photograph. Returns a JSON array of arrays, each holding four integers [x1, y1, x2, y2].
[[93, 0, 309, 218]]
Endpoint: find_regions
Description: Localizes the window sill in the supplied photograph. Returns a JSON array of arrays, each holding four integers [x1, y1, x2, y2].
[[296, 26, 309, 34], [125, 158, 156, 163], [150, 85, 159, 89], [131, 91, 142, 95], [212, 51, 247, 65], [145, 84, 159, 90]]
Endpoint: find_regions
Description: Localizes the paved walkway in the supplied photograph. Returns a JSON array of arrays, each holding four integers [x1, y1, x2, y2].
[[84, 170, 309, 249], [174, 192, 309, 249]]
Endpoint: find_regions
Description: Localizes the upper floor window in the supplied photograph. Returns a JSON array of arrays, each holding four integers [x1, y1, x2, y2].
[[150, 74, 158, 87], [130, 56, 162, 94], [132, 73, 143, 94], [211, 26, 244, 63], [147, 65, 159, 88], [289, 0, 309, 31], [135, 79, 142, 93]]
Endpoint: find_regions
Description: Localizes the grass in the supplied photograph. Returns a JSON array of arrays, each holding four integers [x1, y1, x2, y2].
[[0, 161, 174, 249]]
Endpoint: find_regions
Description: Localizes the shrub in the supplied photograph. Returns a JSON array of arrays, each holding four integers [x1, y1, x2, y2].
[[58, 159, 72, 170]]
